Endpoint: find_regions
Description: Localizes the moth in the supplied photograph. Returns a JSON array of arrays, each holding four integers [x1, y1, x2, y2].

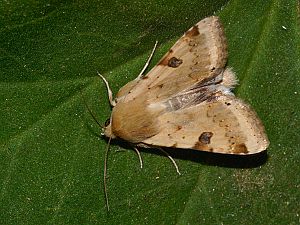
[[98, 15, 270, 211], [101, 16, 269, 156]]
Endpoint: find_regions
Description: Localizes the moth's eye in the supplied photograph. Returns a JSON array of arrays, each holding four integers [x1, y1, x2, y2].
[[104, 118, 111, 127]]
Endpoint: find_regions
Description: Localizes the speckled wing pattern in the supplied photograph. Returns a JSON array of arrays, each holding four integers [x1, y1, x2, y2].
[[143, 95, 269, 154], [110, 16, 269, 154], [116, 16, 227, 103]]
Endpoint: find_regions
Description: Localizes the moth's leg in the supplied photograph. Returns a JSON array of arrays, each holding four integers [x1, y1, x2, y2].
[[136, 41, 158, 79], [116, 146, 143, 168], [158, 148, 181, 175], [97, 72, 116, 107], [133, 147, 143, 169]]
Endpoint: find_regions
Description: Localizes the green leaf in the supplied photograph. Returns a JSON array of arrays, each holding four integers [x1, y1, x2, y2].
[[1, 0, 299, 224]]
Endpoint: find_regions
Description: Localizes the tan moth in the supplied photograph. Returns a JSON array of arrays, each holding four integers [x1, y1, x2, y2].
[[98, 16, 269, 209]]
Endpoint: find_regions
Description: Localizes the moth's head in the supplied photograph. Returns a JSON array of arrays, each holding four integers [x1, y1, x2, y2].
[[102, 117, 116, 139]]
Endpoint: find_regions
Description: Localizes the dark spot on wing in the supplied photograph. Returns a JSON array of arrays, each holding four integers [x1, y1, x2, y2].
[[232, 143, 248, 154], [176, 125, 182, 131], [193, 141, 212, 152], [168, 57, 183, 68], [158, 49, 174, 66], [199, 132, 213, 144], [185, 25, 200, 37]]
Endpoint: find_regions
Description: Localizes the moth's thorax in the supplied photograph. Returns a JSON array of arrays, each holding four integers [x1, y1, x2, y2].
[[109, 97, 164, 143]]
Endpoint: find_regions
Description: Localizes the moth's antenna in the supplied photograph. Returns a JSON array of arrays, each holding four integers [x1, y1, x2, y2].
[[104, 136, 112, 211], [137, 41, 158, 79], [97, 72, 116, 107], [81, 91, 111, 210], [80, 90, 103, 129], [81, 90, 111, 209], [84, 102, 102, 129]]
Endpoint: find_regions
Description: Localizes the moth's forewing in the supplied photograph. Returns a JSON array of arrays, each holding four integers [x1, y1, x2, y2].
[[143, 95, 269, 154], [117, 16, 228, 103]]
